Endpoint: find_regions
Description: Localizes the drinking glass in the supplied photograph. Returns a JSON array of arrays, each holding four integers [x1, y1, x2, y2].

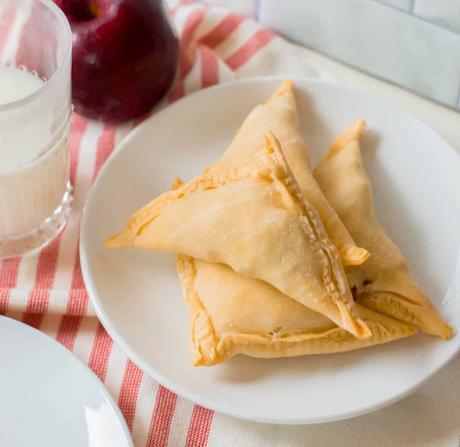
[[0, 0, 72, 259]]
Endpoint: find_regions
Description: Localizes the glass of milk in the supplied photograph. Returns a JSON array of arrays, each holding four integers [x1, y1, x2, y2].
[[0, 0, 72, 258]]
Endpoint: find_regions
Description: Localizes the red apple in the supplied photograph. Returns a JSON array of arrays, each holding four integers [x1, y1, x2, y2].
[[55, 0, 179, 121]]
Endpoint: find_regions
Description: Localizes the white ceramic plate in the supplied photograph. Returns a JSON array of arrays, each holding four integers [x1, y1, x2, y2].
[[0, 315, 133, 446], [80, 78, 460, 424]]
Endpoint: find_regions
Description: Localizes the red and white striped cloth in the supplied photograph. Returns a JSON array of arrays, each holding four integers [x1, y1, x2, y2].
[[2, 1, 459, 446]]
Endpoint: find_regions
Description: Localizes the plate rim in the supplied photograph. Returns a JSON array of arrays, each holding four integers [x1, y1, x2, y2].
[[0, 315, 133, 445], [80, 76, 460, 425]]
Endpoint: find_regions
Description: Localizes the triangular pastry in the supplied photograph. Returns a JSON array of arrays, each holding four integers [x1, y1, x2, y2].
[[210, 80, 369, 266], [177, 255, 416, 366], [314, 120, 453, 339], [108, 134, 371, 339]]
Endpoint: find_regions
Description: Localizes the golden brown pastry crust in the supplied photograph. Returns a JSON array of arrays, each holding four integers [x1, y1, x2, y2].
[[177, 255, 417, 366], [107, 134, 371, 339], [314, 120, 453, 339], [210, 80, 369, 266]]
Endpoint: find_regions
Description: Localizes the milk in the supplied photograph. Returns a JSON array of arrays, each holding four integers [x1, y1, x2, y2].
[[0, 66, 71, 241], [0, 66, 51, 172], [0, 66, 43, 104]]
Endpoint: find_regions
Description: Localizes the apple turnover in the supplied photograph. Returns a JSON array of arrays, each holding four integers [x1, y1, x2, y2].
[[108, 134, 371, 339], [210, 80, 369, 266], [177, 255, 416, 366], [314, 120, 453, 339]]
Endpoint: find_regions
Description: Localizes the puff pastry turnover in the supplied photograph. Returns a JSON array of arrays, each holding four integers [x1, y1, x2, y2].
[[210, 80, 369, 267], [314, 120, 453, 339], [108, 134, 371, 339], [177, 255, 416, 366]]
